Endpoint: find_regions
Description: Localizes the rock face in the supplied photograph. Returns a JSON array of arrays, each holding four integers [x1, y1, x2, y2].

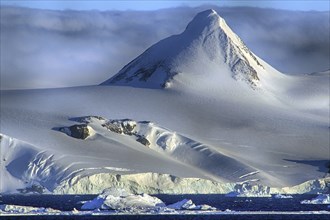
[[102, 120, 150, 146], [59, 124, 91, 140], [69, 124, 90, 139], [101, 9, 265, 89], [102, 119, 137, 135], [17, 184, 45, 194], [102, 122, 123, 134], [136, 136, 150, 147]]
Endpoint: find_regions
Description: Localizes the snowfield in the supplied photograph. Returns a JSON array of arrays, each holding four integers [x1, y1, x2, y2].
[[0, 9, 329, 195]]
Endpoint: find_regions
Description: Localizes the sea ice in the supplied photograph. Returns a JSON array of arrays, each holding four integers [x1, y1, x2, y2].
[[81, 188, 165, 212], [273, 194, 293, 199], [81, 187, 216, 213], [301, 194, 330, 204], [0, 204, 60, 214], [167, 199, 216, 210]]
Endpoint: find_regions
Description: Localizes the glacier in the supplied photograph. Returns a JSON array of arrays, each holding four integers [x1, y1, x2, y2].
[[0, 9, 329, 195]]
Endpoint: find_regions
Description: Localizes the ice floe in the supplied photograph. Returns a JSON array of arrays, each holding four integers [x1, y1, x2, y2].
[[0, 204, 60, 214], [301, 194, 330, 204], [81, 187, 216, 213]]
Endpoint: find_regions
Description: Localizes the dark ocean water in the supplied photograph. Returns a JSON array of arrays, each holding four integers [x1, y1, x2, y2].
[[0, 194, 329, 219]]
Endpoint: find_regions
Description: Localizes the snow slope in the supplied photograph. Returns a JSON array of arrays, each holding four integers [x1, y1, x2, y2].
[[0, 9, 329, 194], [101, 9, 266, 89]]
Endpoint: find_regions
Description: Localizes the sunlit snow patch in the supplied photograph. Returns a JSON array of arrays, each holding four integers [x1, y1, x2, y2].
[[225, 181, 271, 197], [81, 188, 165, 212], [0, 204, 60, 214], [167, 199, 216, 210], [273, 194, 293, 199], [81, 187, 216, 213], [301, 194, 330, 204]]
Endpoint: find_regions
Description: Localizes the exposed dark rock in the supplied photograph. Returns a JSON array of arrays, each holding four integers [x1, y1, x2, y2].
[[65, 124, 90, 139], [102, 119, 137, 135], [17, 184, 45, 194], [121, 121, 136, 135], [102, 122, 123, 134], [136, 136, 150, 147], [231, 59, 259, 87], [59, 117, 153, 148]]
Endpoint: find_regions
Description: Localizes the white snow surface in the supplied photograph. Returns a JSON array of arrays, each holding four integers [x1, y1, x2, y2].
[[102, 9, 265, 89], [2, 191, 330, 216], [81, 188, 215, 212], [166, 199, 216, 211], [0, 9, 329, 194], [301, 194, 330, 204], [273, 194, 293, 199], [81, 188, 165, 212], [0, 204, 60, 214]]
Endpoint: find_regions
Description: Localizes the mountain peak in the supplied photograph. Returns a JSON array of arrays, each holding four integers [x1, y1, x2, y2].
[[184, 9, 245, 49], [101, 9, 267, 89], [185, 9, 223, 35], [202, 9, 217, 15], [194, 9, 219, 19]]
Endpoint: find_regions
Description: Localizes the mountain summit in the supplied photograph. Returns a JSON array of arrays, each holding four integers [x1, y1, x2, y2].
[[101, 9, 267, 89]]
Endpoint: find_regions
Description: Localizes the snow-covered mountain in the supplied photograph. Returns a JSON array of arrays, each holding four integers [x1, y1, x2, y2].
[[101, 9, 267, 89], [0, 9, 329, 195]]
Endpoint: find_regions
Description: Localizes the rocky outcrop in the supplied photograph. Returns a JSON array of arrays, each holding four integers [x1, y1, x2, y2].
[[103, 119, 137, 135], [17, 184, 46, 194], [102, 120, 149, 146], [102, 122, 123, 134], [59, 124, 92, 140], [136, 136, 150, 147]]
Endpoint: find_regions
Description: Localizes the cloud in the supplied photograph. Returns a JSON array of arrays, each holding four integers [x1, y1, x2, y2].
[[220, 7, 330, 74], [0, 6, 329, 89]]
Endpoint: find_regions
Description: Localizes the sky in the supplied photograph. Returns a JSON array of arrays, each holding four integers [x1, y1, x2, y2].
[[1, 0, 329, 11], [0, 3, 329, 89]]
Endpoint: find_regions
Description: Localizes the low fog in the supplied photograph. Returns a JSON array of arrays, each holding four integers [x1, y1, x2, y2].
[[1, 6, 329, 89]]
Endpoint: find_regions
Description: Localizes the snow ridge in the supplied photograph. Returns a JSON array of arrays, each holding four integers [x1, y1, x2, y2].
[[1, 133, 329, 195], [184, 9, 263, 86], [59, 116, 256, 182]]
